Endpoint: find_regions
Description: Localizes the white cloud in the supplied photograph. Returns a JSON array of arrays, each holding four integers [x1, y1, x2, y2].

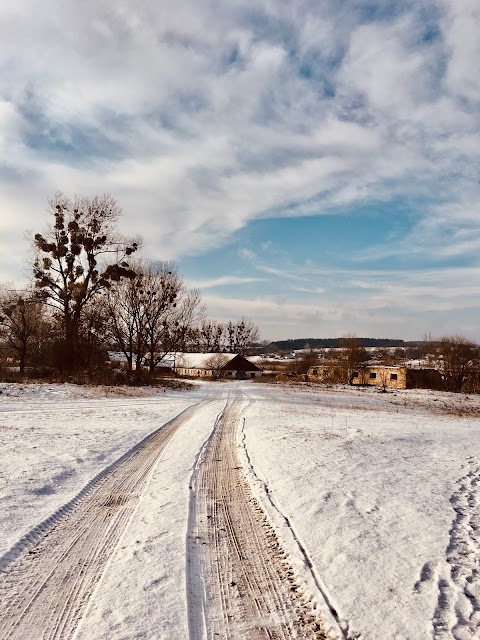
[[442, 0, 480, 103], [0, 0, 479, 338]]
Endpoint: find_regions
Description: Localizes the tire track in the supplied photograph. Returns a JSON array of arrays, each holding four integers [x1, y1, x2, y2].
[[187, 391, 334, 639], [238, 417, 358, 640], [0, 396, 216, 640]]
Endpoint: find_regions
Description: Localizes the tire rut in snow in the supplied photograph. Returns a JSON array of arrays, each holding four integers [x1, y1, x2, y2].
[[0, 397, 214, 640], [187, 392, 332, 639]]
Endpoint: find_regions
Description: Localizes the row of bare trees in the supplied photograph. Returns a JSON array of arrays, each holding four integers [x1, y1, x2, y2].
[[193, 319, 259, 355], [0, 192, 259, 379]]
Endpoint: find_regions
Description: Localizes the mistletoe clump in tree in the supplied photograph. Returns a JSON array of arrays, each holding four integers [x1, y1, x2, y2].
[[32, 192, 140, 372]]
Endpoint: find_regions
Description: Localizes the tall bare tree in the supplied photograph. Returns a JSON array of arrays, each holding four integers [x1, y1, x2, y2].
[[106, 261, 202, 376], [161, 289, 203, 357], [31, 192, 140, 371], [105, 273, 146, 372], [77, 299, 110, 372]]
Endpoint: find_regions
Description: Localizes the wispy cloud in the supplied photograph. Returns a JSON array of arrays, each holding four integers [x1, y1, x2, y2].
[[202, 263, 480, 340], [186, 275, 264, 289]]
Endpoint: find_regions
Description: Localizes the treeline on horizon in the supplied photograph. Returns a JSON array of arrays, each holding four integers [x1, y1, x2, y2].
[[268, 338, 421, 351]]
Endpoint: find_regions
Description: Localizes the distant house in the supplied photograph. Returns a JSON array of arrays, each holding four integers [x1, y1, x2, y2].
[[351, 366, 408, 389], [107, 351, 136, 370], [171, 353, 263, 379], [308, 365, 443, 390], [351, 366, 443, 390]]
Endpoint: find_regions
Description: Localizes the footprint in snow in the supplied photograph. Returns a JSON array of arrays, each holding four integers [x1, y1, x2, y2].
[[414, 561, 436, 594]]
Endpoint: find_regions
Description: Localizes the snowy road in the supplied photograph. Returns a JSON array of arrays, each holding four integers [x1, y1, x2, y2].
[[187, 390, 334, 639]]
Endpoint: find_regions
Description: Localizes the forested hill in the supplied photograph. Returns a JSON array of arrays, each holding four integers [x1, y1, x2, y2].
[[268, 338, 412, 350]]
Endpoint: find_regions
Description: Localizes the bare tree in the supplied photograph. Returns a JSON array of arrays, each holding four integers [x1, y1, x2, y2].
[[375, 347, 400, 365], [226, 318, 259, 355], [106, 261, 202, 376], [158, 288, 203, 364], [435, 335, 479, 393], [288, 349, 319, 375], [140, 262, 202, 375], [337, 335, 369, 384], [204, 353, 230, 379], [377, 367, 390, 392], [195, 320, 224, 352], [77, 299, 110, 372], [0, 286, 48, 374], [105, 273, 147, 372], [31, 192, 140, 371]]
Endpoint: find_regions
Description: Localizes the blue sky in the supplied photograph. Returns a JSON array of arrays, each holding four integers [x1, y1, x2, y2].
[[0, 0, 479, 340]]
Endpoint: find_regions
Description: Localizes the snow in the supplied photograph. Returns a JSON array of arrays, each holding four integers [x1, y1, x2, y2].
[[242, 383, 480, 639], [174, 352, 237, 368], [0, 382, 205, 558], [107, 351, 129, 363], [76, 399, 222, 640], [1, 380, 479, 639], [244, 355, 264, 363]]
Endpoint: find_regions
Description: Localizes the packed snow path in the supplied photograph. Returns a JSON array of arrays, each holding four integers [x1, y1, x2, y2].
[[0, 396, 216, 640], [187, 391, 333, 639]]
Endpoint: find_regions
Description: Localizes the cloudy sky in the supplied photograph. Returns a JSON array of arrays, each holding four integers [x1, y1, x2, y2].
[[1, 0, 479, 341]]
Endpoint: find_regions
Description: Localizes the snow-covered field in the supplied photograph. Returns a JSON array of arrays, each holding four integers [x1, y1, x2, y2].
[[1, 380, 479, 639], [243, 384, 480, 639]]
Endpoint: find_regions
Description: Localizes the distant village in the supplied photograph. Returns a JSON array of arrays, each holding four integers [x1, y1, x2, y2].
[[101, 334, 477, 395], [255, 336, 479, 393]]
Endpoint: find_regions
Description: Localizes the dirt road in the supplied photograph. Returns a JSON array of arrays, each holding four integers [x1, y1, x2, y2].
[[187, 391, 332, 639]]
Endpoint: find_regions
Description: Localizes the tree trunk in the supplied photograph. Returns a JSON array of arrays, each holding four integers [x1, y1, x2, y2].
[[149, 358, 155, 376], [63, 318, 77, 373], [19, 349, 26, 375]]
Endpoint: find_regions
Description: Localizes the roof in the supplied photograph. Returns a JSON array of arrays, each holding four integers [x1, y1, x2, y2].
[[172, 353, 237, 369], [166, 352, 262, 371], [107, 351, 130, 363], [363, 365, 406, 370]]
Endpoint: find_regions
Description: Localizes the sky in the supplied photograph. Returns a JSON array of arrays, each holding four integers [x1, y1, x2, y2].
[[1, 0, 479, 342]]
